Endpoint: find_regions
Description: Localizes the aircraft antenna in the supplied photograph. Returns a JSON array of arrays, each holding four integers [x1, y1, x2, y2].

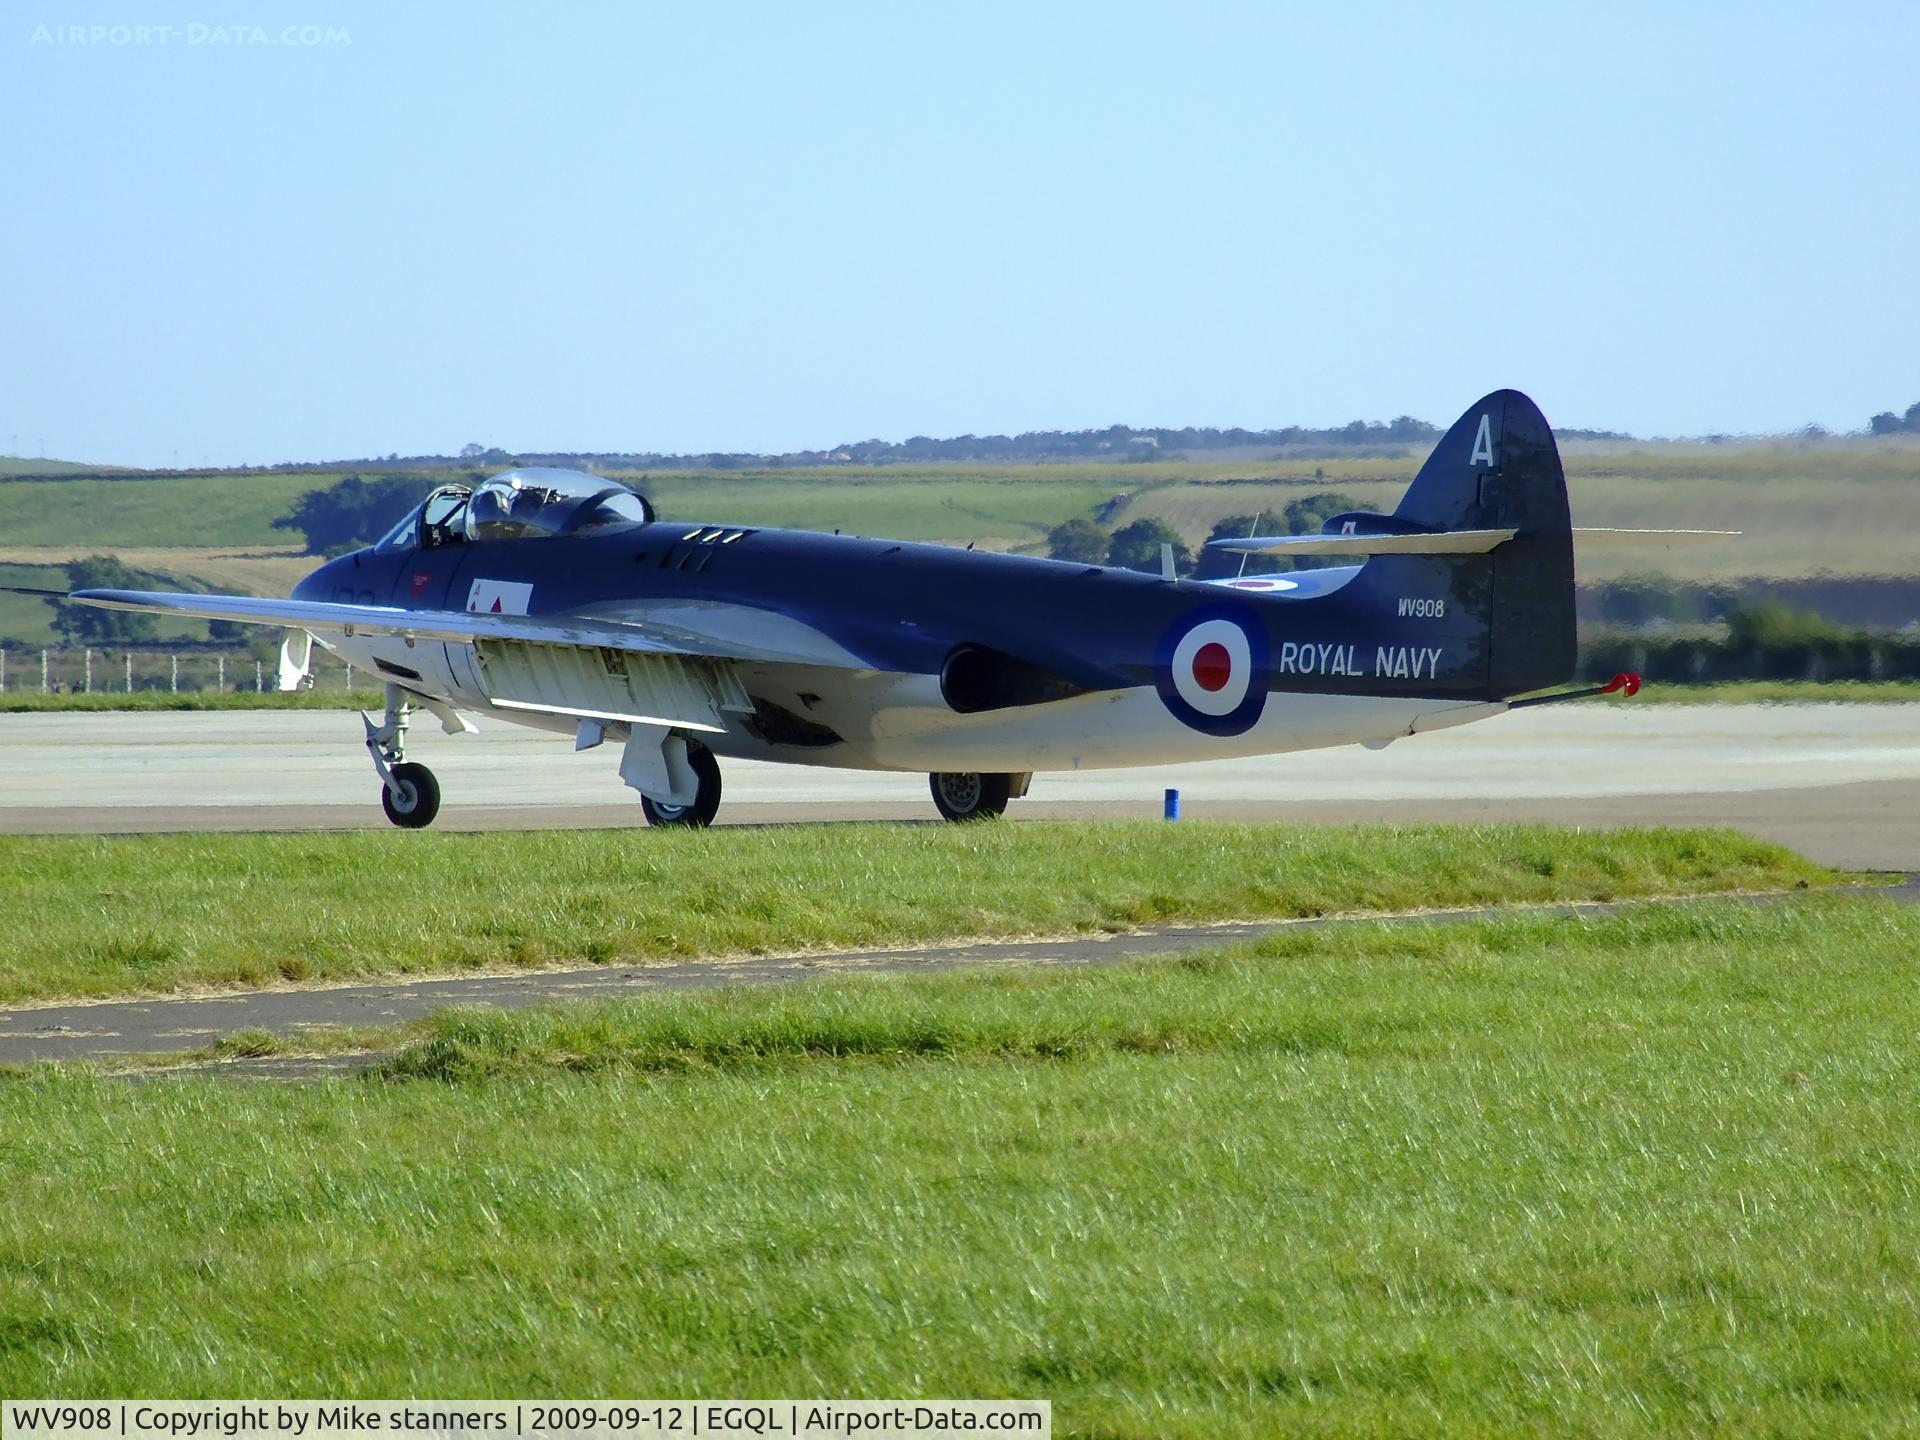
[[1235, 511, 1263, 579]]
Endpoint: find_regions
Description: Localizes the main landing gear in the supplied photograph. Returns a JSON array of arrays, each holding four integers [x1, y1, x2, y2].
[[640, 739, 723, 827], [929, 771, 1027, 822], [366, 686, 442, 829]]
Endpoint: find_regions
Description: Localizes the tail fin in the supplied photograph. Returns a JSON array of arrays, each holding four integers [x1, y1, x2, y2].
[[1360, 389, 1575, 697]]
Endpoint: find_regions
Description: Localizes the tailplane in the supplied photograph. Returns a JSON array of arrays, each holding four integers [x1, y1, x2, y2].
[[1207, 389, 1576, 697]]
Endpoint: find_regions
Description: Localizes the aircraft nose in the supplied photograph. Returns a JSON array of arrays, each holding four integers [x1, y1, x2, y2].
[[291, 554, 349, 602]]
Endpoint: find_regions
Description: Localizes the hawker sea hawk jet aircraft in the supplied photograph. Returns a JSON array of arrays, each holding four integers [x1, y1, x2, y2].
[[74, 390, 1724, 827]]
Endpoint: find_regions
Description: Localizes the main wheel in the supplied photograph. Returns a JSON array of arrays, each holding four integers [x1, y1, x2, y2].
[[381, 761, 441, 829], [930, 771, 1011, 822], [641, 741, 723, 827]]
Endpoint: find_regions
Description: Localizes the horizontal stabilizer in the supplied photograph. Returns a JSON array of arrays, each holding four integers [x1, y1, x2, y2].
[[1208, 528, 1517, 557]]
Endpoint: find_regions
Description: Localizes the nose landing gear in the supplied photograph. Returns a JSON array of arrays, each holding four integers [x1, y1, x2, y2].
[[365, 685, 442, 829]]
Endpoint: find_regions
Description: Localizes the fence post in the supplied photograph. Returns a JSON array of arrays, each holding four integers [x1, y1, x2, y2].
[[346, 662, 354, 693], [0, 648, 5, 693], [256, 659, 264, 693], [217, 655, 225, 692], [84, 649, 92, 693], [40, 650, 48, 693], [171, 655, 178, 693], [126, 652, 133, 693]]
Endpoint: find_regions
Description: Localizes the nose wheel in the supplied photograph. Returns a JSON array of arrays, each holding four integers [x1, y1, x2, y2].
[[930, 771, 1011, 822], [380, 761, 441, 828]]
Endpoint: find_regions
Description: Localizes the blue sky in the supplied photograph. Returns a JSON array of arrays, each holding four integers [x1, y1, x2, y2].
[[2, 1, 1914, 466]]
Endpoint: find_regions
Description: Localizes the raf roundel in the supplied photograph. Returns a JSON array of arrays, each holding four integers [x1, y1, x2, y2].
[[1155, 603, 1269, 735]]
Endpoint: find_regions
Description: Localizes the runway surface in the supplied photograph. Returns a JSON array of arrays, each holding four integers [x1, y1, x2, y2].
[[0, 704, 1910, 867]]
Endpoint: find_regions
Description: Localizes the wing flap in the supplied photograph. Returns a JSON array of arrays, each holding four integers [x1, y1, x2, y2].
[[473, 638, 750, 732]]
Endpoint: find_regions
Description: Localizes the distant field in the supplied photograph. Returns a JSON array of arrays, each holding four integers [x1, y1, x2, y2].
[[0, 562, 65, 644], [0, 455, 106, 477], [1121, 444, 1920, 583], [0, 560, 214, 646], [3, 442, 1916, 584], [0, 544, 313, 597], [0, 472, 336, 547], [623, 466, 1134, 546], [6, 897, 1917, 1435]]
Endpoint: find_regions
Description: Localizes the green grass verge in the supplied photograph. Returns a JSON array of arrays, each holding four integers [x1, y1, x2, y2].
[[2, 896, 1915, 1435], [0, 824, 1830, 1005]]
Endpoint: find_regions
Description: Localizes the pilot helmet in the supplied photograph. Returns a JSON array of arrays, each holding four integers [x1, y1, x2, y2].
[[467, 477, 525, 540]]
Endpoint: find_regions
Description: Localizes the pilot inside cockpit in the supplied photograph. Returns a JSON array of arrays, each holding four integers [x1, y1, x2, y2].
[[465, 475, 553, 541], [461, 470, 654, 543]]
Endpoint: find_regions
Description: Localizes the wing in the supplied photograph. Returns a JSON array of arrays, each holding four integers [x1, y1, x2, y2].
[[71, 587, 871, 734], [68, 588, 865, 669]]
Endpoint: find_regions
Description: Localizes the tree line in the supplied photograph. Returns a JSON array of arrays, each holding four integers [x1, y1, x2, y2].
[[1868, 402, 1920, 436]]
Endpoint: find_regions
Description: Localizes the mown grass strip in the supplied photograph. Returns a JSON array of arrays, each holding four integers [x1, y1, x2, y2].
[[376, 892, 1899, 1083], [0, 897, 1915, 1434], [0, 823, 1831, 1005]]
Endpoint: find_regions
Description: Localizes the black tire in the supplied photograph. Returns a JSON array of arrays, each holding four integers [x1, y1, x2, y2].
[[381, 761, 441, 829], [930, 771, 1011, 822], [641, 741, 723, 828]]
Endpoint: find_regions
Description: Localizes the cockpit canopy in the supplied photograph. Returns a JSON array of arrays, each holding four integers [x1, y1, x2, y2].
[[465, 468, 653, 541], [374, 468, 654, 553]]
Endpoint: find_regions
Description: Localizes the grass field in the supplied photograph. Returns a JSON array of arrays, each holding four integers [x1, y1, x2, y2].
[[2, 896, 1914, 1436], [0, 824, 1829, 1004]]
